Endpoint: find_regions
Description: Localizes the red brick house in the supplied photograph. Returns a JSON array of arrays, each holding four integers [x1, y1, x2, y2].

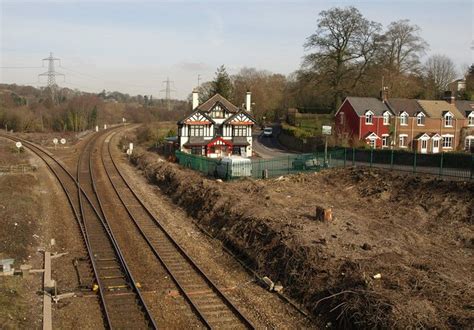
[[335, 97, 393, 148]]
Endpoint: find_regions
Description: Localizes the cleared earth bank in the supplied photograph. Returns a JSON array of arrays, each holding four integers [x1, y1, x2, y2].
[[128, 146, 473, 329]]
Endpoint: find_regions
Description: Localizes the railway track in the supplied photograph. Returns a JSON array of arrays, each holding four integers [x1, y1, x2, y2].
[[0, 132, 156, 329], [95, 130, 255, 329], [77, 129, 157, 329]]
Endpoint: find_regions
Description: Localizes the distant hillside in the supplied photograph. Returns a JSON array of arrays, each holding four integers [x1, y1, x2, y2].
[[0, 83, 191, 133]]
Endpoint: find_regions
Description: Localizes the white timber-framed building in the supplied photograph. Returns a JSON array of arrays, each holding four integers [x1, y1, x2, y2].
[[177, 91, 256, 158]]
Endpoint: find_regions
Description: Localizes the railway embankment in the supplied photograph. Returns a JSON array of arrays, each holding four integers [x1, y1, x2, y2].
[[129, 146, 474, 329]]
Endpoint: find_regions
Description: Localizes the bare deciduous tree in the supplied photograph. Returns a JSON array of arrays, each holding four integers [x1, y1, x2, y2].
[[424, 54, 457, 99], [382, 19, 428, 74], [303, 6, 382, 111]]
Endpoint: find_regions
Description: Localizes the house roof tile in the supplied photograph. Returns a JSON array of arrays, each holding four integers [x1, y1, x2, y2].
[[345, 97, 391, 116], [385, 98, 424, 116], [196, 93, 239, 113], [417, 100, 464, 119], [455, 100, 474, 117]]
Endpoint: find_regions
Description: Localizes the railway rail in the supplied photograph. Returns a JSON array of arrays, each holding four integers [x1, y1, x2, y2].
[[0, 132, 156, 329], [96, 130, 255, 329], [77, 129, 157, 329]]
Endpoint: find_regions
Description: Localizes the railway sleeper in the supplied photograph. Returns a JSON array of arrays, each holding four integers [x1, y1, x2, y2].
[[94, 256, 119, 262], [98, 269, 124, 277], [105, 297, 138, 306], [201, 309, 237, 319], [193, 295, 224, 305], [195, 303, 228, 312], [102, 281, 130, 289]]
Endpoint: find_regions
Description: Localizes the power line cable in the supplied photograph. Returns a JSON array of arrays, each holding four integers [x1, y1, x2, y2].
[[0, 66, 43, 69]]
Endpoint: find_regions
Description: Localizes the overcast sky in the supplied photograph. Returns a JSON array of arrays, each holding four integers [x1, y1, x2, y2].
[[1, 0, 473, 99]]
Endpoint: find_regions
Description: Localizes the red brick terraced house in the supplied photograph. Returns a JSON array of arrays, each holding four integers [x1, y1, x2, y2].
[[335, 97, 393, 149], [336, 94, 473, 153], [455, 100, 474, 151]]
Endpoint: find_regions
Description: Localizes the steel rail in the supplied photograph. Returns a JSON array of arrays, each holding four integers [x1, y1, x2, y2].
[[0, 133, 110, 326], [77, 129, 157, 329], [101, 130, 255, 329], [0, 132, 155, 329]]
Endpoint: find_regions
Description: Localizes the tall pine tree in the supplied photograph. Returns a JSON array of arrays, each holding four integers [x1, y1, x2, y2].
[[211, 65, 233, 100]]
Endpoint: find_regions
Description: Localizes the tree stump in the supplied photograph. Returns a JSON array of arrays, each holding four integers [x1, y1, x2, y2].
[[315, 206, 332, 221]]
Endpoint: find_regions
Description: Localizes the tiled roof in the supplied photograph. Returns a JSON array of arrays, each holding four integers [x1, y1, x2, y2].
[[232, 137, 250, 146], [417, 100, 464, 119], [386, 98, 424, 116], [183, 137, 207, 147], [197, 93, 239, 113], [455, 100, 474, 117], [344, 97, 391, 116]]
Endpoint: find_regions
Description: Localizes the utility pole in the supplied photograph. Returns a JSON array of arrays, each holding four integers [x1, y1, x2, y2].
[[160, 77, 175, 111], [38, 52, 64, 103], [197, 74, 202, 88]]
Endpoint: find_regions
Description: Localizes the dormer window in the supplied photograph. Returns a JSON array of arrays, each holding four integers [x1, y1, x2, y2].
[[383, 111, 390, 125], [444, 112, 453, 127], [365, 110, 373, 125], [400, 112, 408, 126], [416, 112, 425, 126], [468, 112, 474, 126]]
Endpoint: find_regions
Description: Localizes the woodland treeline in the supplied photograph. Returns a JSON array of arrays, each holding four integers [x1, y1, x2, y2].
[[197, 7, 473, 121], [0, 84, 188, 132], [1, 6, 473, 132]]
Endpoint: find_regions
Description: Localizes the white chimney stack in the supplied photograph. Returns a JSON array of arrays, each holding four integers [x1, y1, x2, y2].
[[192, 89, 199, 110], [245, 91, 251, 112]]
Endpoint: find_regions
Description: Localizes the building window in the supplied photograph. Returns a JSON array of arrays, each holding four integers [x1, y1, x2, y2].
[[468, 113, 474, 126], [233, 125, 247, 137], [365, 111, 373, 125], [400, 113, 408, 126], [383, 112, 390, 125], [399, 135, 408, 148], [191, 147, 202, 155], [421, 139, 428, 150], [442, 135, 453, 149], [340, 112, 345, 125], [382, 136, 389, 148], [444, 113, 453, 127], [210, 106, 224, 118], [189, 125, 204, 137], [465, 136, 474, 151], [416, 113, 425, 126]]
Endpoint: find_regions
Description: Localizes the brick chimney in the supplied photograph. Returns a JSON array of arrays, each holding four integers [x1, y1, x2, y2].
[[192, 89, 199, 110], [379, 86, 389, 102], [443, 90, 455, 104]]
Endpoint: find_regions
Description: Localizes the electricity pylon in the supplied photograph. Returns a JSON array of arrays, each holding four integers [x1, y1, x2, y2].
[[161, 77, 175, 111], [38, 52, 65, 102]]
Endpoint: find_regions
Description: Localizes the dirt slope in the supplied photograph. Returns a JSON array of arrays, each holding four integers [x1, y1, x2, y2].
[[130, 148, 474, 328]]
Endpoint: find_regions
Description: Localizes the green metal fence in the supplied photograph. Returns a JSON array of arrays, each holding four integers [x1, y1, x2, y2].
[[175, 149, 474, 181], [331, 148, 474, 180], [175, 150, 346, 180]]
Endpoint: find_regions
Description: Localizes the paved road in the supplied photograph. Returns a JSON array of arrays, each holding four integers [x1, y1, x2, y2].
[[252, 125, 299, 159]]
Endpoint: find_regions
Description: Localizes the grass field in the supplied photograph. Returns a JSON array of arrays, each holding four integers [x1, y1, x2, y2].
[[284, 114, 334, 138]]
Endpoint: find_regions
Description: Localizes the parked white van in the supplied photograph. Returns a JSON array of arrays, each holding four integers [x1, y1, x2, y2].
[[216, 156, 252, 179]]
